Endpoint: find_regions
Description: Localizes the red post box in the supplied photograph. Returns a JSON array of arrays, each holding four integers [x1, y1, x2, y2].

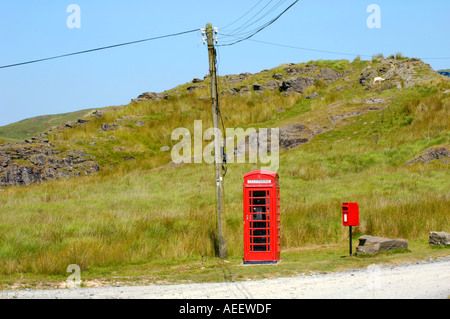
[[342, 203, 359, 257], [243, 171, 280, 264], [342, 203, 359, 227]]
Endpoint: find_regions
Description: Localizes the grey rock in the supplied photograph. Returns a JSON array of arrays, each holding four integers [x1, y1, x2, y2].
[[406, 147, 450, 165], [429, 232, 450, 246], [238, 86, 252, 97], [316, 68, 342, 83], [252, 81, 280, 92], [0, 142, 99, 187], [306, 92, 319, 100], [187, 85, 204, 93], [356, 235, 408, 255], [135, 121, 146, 127], [360, 67, 378, 86], [284, 65, 318, 76], [280, 77, 315, 94], [221, 88, 238, 96], [252, 83, 264, 91], [272, 73, 284, 80], [99, 123, 118, 132], [135, 92, 168, 102], [365, 98, 386, 104]]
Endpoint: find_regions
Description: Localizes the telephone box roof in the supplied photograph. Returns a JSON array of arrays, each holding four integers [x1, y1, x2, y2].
[[244, 170, 279, 179]]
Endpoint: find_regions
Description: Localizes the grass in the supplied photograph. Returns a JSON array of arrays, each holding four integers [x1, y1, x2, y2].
[[1, 241, 447, 289], [0, 108, 98, 141], [0, 58, 449, 287]]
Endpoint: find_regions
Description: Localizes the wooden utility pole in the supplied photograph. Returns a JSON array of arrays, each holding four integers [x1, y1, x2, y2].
[[205, 23, 227, 259]]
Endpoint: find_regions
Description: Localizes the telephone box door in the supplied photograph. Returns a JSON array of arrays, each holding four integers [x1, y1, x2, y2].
[[245, 189, 273, 261]]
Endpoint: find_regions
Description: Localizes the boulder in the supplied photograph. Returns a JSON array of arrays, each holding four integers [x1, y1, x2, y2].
[[284, 65, 318, 76], [429, 231, 450, 246], [134, 92, 168, 102], [187, 85, 204, 93], [360, 66, 378, 86], [252, 83, 264, 91], [306, 92, 319, 100], [99, 123, 118, 132], [316, 68, 342, 83], [280, 77, 315, 94], [253, 81, 280, 92], [272, 73, 284, 80], [356, 235, 408, 255]]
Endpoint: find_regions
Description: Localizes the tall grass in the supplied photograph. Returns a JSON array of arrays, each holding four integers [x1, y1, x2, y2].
[[0, 60, 448, 277]]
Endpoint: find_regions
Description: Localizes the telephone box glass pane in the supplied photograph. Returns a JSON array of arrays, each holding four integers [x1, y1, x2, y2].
[[248, 189, 271, 253]]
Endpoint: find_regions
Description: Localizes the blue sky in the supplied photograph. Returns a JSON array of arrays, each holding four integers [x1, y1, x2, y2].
[[0, 0, 449, 126]]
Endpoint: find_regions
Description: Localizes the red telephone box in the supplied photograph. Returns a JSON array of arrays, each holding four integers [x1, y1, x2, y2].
[[243, 171, 280, 264]]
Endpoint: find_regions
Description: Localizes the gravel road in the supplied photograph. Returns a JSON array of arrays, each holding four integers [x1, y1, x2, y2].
[[2, 258, 449, 299]]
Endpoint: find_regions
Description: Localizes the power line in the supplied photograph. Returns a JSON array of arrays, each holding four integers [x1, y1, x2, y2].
[[0, 29, 198, 70], [222, 36, 450, 60], [218, 0, 299, 47], [233, 37, 372, 57], [223, 0, 282, 36], [224, 0, 287, 38], [220, 0, 265, 31]]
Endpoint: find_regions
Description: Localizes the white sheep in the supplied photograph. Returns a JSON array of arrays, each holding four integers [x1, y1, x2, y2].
[[373, 77, 385, 84]]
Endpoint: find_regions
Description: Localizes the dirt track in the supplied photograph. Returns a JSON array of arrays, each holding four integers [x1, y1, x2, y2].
[[2, 257, 449, 299]]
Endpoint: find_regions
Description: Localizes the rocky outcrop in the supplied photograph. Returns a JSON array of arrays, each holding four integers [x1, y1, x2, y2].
[[356, 235, 408, 255], [360, 58, 438, 89], [132, 92, 168, 103], [0, 143, 99, 187], [284, 64, 318, 76], [406, 146, 450, 165], [316, 68, 342, 83], [280, 77, 315, 94], [218, 65, 343, 97]]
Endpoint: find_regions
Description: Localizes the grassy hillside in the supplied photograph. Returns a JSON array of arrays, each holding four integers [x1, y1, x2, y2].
[[0, 108, 98, 141], [0, 57, 449, 284]]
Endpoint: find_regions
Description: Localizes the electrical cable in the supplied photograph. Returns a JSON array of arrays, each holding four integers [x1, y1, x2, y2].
[[223, 0, 279, 36], [220, 0, 265, 31], [0, 28, 198, 69], [225, 0, 287, 38], [218, 0, 299, 47], [226, 35, 372, 57], [220, 35, 450, 60]]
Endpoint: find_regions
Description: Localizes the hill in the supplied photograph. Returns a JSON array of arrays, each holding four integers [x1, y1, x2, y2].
[[0, 108, 98, 141], [0, 57, 449, 282]]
